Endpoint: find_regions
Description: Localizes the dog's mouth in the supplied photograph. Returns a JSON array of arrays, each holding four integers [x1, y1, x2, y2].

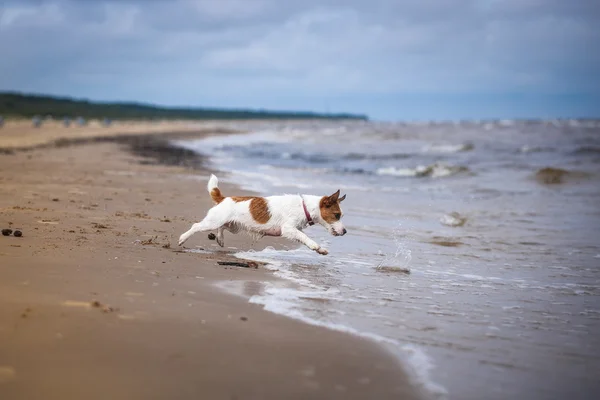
[[330, 228, 347, 237]]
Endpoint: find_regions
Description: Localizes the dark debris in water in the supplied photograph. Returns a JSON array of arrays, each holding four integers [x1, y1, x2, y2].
[[534, 167, 592, 185], [376, 266, 411, 274], [430, 238, 463, 247]]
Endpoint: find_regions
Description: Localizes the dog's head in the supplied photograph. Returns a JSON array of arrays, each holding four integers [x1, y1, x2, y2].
[[319, 190, 347, 237]]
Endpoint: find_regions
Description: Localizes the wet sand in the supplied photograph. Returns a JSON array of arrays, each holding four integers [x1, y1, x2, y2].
[[0, 126, 422, 400], [0, 119, 236, 150]]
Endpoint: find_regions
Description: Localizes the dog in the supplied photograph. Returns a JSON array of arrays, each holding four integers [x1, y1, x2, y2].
[[178, 174, 347, 255]]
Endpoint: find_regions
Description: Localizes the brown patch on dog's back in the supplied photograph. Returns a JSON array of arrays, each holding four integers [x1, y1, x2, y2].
[[319, 196, 342, 224], [250, 197, 270, 224], [231, 196, 255, 202], [229, 196, 270, 223], [210, 188, 225, 204]]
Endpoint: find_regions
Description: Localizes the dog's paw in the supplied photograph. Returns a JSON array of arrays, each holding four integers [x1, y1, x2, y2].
[[316, 247, 329, 255], [216, 237, 224, 247]]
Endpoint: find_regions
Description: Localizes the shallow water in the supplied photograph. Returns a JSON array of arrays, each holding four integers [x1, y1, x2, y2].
[[176, 120, 600, 400]]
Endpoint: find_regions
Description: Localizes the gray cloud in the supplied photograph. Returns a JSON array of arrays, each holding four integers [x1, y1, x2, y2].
[[1, 0, 598, 118]]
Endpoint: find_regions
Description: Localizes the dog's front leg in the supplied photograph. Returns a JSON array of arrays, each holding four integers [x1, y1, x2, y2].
[[281, 226, 328, 255]]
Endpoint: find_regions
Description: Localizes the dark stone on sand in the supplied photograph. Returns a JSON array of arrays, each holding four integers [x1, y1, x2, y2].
[[240, 316, 248, 321], [2, 229, 12, 236], [13, 230, 22, 237], [207, 233, 216, 240]]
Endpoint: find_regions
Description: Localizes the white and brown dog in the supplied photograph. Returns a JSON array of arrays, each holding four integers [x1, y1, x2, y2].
[[178, 174, 347, 255]]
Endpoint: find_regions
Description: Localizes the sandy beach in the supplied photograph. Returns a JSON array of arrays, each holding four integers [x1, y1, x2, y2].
[[0, 124, 423, 400]]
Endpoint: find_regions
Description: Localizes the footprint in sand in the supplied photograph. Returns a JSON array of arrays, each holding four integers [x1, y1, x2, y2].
[[0, 366, 16, 384]]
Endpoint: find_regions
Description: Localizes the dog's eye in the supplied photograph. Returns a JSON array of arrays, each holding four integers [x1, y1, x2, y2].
[[334, 213, 341, 220]]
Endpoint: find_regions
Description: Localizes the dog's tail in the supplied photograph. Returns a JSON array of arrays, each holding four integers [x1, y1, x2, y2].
[[207, 174, 225, 204]]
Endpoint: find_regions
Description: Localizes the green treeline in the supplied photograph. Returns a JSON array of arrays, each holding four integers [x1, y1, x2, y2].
[[0, 92, 367, 121]]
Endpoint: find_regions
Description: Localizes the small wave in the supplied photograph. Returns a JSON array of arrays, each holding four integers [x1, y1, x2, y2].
[[230, 147, 334, 164], [423, 143, 474, 153], [573, 146, 600, 155], [377, 163, 470, 178], [376, 167, 419, 177], [243, 148, 414, 163], [342, 152, 412, 161], [520, 145, 554, 153]]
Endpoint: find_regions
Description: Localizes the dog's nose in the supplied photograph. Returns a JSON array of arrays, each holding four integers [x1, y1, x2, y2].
[[342, 228, 347, 235]]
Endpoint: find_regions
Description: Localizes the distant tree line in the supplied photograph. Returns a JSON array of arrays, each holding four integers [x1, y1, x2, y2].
[[0, 92, 368, 121]]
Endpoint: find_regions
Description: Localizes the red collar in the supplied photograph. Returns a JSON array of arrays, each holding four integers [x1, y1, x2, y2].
[[302, 199, 314, 226]]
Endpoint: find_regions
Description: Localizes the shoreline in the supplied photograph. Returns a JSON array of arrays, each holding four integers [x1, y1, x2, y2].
[[0, 125, 424, 399], [0, 119, 242, 153]]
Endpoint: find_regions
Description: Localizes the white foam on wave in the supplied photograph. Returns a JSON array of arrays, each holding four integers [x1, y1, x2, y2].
[[377, 166, 419, 177], [377, 163, 468, 178], [233, 247, 447, 400], [177, 129, 291, 153], [423, 143, 474, 153], [520, 145, 553, 153]]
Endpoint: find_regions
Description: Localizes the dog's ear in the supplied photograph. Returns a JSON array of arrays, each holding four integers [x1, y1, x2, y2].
[[339, 194, 346, 202], [329, 190, 340, 203]]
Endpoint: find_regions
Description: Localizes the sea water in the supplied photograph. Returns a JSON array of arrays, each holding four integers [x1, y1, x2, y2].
[[176, 119, 600, 400]]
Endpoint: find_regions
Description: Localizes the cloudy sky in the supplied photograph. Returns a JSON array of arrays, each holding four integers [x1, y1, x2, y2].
[[1, 0, 598, 120]]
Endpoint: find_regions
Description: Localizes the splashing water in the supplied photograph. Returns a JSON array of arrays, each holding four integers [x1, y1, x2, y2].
[[376, 222, 412, 272]]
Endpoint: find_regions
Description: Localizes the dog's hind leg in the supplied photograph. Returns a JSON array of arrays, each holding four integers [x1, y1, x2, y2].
[[215, 222, 241, 247], [216, 227, 225, 247], [178, 208, 230, 246]]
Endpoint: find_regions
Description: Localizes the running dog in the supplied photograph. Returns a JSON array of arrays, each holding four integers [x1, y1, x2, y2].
[[178, 174, 347, 255]]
